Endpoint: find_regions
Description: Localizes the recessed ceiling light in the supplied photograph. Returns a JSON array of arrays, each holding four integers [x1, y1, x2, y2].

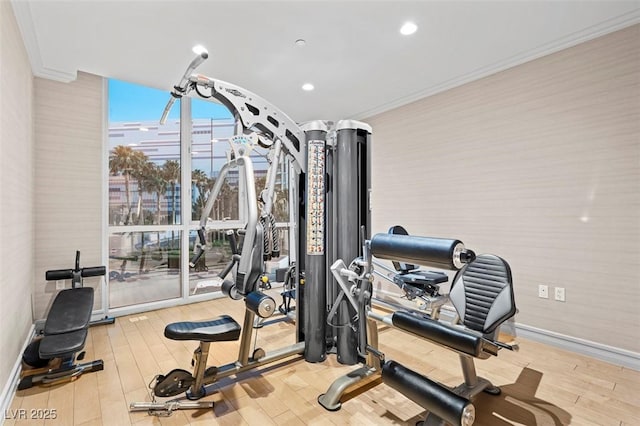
[[128, 143, 137, 147], [400, 22, 418, 36], [302, 83, 314, 91], [295, 39, 306, 47], [139, 127, 149, 132], [192, 44, 208, 55]]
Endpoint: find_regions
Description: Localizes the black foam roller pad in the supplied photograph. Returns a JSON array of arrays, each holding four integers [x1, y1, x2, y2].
[[382, 360, 471, 426], [81, 266, 106, 277], [392, 311, 483, 357], [46, 269, 74, 281], [370, 233, 463, 270]]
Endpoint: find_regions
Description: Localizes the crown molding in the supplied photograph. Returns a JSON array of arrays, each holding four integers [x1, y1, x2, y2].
[[354, 8, 640, 120], [10, 0, 77, 82]]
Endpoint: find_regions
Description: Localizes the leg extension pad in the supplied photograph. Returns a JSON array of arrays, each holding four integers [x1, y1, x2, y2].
[[382, 360, 475, 426]]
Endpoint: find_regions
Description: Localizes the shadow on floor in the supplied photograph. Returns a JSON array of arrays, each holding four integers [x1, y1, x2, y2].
[[403, 368, 572, 426]]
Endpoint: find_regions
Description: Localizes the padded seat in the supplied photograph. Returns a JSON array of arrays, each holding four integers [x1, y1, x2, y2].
[[164, 315, 241, 342], [385, 226, 449, 297], [39, 328, 88, 359], [394, 271, 447, 289], [44, 287, 94, 335]]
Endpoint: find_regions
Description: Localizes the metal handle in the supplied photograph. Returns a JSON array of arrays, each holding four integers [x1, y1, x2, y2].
[[189, 247, 205, 268], [159, 51, 209, 124]]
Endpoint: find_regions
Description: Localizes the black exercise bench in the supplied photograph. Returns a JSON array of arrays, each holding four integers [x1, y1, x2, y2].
[[19, 252, 105, 390]]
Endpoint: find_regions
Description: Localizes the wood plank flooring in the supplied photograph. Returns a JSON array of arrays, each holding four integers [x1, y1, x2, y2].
[[6, 295, 640, 425]]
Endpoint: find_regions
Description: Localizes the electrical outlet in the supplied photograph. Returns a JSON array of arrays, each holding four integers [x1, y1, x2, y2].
[[555, 287, 566, 302], [56, 280, 65, 290], [538, 284, 549, 299]]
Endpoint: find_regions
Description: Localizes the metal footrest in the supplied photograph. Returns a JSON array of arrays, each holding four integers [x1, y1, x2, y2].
[[129, 400, 214, 416]]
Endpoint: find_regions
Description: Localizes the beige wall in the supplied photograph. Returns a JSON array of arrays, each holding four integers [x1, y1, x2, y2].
[[0, 2, 104, 399], [0, 0, 35, 400], [367, 25, 640, 352], [33, 72, 104, 319]]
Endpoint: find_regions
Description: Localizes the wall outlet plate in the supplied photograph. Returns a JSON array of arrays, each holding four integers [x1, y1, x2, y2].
[[56, 280, 65, 290], [538, 284, 549, 299], [555, 287, 566, 302]]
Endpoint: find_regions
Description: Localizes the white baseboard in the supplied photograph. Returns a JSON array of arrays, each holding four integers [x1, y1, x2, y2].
[[0, 325, 35, 426], [515, 323, 640, 371]]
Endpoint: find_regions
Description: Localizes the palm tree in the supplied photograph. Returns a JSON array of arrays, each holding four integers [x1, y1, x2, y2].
[[191, 169, 209, 220], [218, 180, 235, 220], [138, 163, 168, 272], [109, 145, 137, 225], [162, 160, 180, 225], [130, 150, 150, 225], [138, 162, 166, 225]]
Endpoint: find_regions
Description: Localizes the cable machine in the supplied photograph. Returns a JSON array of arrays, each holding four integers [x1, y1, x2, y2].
[[129, 50, 516, 426], [129, 51, 371, 415]]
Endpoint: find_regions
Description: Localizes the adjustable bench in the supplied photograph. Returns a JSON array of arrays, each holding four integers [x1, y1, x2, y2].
[[20, 283, 104, 390], [20, 252, 106, 390], [38, 287, 94, 359]]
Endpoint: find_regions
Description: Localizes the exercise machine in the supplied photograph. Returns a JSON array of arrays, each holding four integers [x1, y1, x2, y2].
[[130, 118, 302, 416], [130, 51, 371, 415], [128, 49, 516, 424], [19, 251, 106, 390], [318, 229, 518, 426]]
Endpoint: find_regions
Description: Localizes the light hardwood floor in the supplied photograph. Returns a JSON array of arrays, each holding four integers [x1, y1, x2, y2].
[[6, 295, 640, 426]]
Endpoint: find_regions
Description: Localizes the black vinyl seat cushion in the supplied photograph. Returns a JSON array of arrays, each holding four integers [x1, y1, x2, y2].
[[164, 315, 241, 342], [395, 271, 448, 289], [39, 328, 88, 359], [44, 287, 94, 335]]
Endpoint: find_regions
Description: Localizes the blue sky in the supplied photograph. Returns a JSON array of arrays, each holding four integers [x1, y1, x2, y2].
[[108, 79, 233, 122]]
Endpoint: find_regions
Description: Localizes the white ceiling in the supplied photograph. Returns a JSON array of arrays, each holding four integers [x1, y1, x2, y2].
[[12, 1, 640, 123]]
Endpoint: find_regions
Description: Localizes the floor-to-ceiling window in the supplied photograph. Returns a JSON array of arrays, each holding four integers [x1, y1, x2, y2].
[[107, 79, 186, 308], [107, 79, 294, 310]]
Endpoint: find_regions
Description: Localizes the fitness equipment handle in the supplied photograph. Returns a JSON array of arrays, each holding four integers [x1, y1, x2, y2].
[[226, 230, 239, 255], [189, 247, 205, 268], [219, 254, 240, 279], [160, 51, 208, 125], [82, 266, 107, 277], [189, 228, 208, 267], [45, 266, 106, 281]]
